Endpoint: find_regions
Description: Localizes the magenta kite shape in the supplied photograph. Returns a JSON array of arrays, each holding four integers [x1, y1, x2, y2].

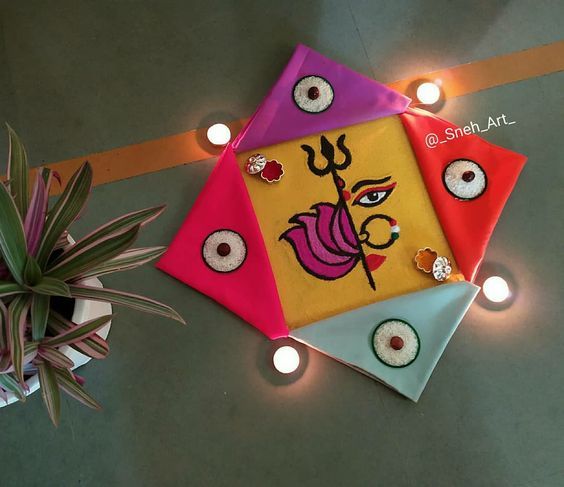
[[157, 146, 288, 339]]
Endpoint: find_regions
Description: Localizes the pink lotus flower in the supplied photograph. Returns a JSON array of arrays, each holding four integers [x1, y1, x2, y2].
[[280, 202, 360, 280]]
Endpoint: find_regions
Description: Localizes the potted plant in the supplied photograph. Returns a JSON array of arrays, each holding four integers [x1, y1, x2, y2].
[[0, 125, 184, 425]]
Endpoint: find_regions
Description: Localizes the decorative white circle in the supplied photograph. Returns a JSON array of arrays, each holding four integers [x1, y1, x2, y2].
[[273, 346, 300, 374], [372, 320, 420, 368], [202, 230, 246, 273], [206, 123, 231, 146], [416, 82, 441, 105], [293, 75, 334, 113], [483, 276, 510, 303], [443, 159, 487, 200]]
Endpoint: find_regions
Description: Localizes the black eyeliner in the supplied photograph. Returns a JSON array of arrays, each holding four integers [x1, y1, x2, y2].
[[351, 176, 392, 193]]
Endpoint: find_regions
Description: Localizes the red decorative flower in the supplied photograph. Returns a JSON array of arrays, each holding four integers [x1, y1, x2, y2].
[[260, 159, 284, 183]]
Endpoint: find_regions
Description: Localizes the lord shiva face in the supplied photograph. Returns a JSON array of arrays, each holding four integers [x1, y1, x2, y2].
[[237, 115, 458, 328]]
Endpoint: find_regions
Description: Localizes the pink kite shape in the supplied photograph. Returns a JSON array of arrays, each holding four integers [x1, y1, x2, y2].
[[157, 146, 288, 339]]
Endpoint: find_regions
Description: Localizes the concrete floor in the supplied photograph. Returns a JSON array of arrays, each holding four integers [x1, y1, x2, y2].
[[0, 1, 563, 486]]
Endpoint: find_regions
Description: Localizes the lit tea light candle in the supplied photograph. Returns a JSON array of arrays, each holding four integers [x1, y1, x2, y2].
[[482, 276, 510, 303], [207, 123, 231, 146], [273, 345, 300, 374], [416, 81, 441, 105]]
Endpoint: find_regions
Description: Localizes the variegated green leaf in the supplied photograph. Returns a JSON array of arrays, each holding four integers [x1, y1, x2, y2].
[[22, 341, 39, 372], [0, 300, 7, 350], [30, 276, 71, 297], [40, 167, 53, 187], [38, 345, 74, 369], [31, 293, 50, 340], [69, 284, 186, 324], [24, 171, 48, 256], [39, 167, 60, 196], [23, 255, 42, 286], [23, 341, 39, 359], [0, 342, 37, 374], [45, 313, 112, 347], [77, 246, 166, 279], [54, 368, 101, 410], [0, 372, 25, 401], [6, 124, 29, 218], [8, 294, 31, 384], [0, 181, 28, 284], [47, 311, 109, 359], [38, 362, 61, 426], [36, 162, 92, 268], [47, 224, 140, 281], [54, 231, 70, 252], [0, 352, 11, 372], [48, 205, 165, 269], [0, 301, 10, 371], [0, 281, 25, 298]]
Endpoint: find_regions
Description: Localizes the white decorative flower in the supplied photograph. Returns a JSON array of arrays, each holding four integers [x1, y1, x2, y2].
[[246, 154, 267, 175], [432, 256, 452, 281]]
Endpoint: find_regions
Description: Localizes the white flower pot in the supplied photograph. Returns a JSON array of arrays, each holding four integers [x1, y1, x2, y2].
[[0, 276, 112, 407]]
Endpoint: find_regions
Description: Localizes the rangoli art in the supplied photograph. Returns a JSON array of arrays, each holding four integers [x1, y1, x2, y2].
[[158, 45, 526, 401]]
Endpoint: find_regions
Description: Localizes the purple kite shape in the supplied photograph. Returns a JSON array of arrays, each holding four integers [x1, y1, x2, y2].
[[233, 44, 411, 153], [280, 202, 361, 280]]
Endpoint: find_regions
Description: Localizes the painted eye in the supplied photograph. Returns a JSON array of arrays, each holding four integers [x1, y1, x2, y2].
[[353, 183, 396, 207], [293, 75, 334, 113], [202, 230, 247, 273], [443, 159, 487, 200], [372, 319, 420, 368]]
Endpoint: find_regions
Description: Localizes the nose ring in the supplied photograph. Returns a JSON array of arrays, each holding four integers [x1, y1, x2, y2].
[[358, 214, 400, 250]]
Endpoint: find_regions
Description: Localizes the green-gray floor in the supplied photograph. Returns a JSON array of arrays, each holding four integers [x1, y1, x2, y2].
[[0, 2, 563, 486]]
